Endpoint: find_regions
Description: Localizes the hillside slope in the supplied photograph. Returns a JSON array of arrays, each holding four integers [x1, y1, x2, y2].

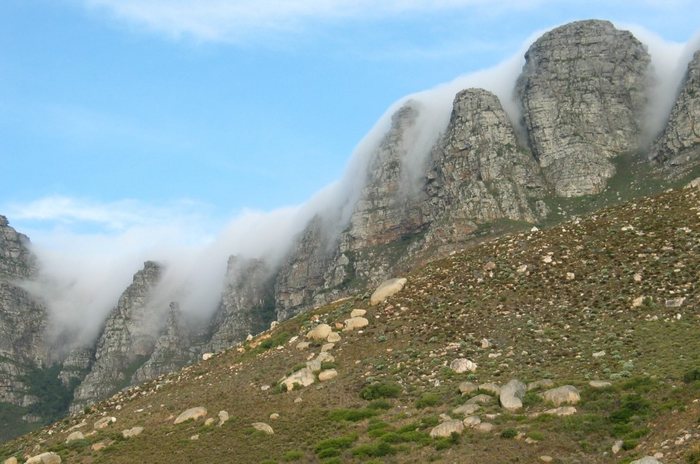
[[2, 183, 698, 464]]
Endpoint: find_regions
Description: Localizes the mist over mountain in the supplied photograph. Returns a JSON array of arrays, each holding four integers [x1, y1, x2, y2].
[[1, 19, 699, 439]]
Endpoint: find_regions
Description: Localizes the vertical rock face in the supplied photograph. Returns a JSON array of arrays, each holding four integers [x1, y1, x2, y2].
[[517, 20, 650, 197], [0, 216, 48, 407], [208, 256, 275, 350], [71, 261, 162, 412], [651, 50, 700, 173], [423, 89, 547, 249], [132, 302, 194, 383]]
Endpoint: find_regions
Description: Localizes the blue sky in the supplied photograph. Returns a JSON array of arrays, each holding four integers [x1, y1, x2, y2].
[[2, 0, 700, 237]]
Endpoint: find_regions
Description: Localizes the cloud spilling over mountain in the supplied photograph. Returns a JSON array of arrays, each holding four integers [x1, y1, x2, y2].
[[6, 22, 698, 349]]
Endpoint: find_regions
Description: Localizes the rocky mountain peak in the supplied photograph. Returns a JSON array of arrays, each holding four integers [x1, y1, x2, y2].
[[0, 216, 36, 279], [517, 19, 650, 197]]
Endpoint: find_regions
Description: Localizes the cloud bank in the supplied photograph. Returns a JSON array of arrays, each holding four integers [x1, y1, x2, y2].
[[8, 21, 699, 350]]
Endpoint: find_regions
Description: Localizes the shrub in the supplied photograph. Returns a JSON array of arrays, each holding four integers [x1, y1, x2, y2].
[[500, 429, 518, 439], [315, 434, 357, 458], [329, 408, 377, 422], [352, 441, 396, 458], [415, 393, 441, 409], [367, 399, 392, 410], [683, 369, 700, 383], [283, 450, 304, 461], [360, 382, 402, 400]]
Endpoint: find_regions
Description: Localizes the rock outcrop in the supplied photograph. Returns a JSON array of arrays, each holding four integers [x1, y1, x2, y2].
[[517, 20, 650, 196], [208, 256, 275, 351], [71, 262, 163, 412], [651, 50, 700, 173]]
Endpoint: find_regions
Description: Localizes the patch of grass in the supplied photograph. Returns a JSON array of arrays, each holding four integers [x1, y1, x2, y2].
[[360, 382, 402, 400], [314, 434, 357, 459], [352, 441, 397, 458], [282, 450, 304, 461], [683, 368, 700, 383], [329, 408, 377, 422], [367, 399, 393, 410], [522, 391, 543, 407], [433, 432, 460, 450], [415, 393, 441, 409], [500, 428, 518, 439]]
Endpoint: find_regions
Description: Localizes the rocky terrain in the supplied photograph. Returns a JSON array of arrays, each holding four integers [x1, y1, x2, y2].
[[0, 183, 698, 463], [1, 19, 699, 442]]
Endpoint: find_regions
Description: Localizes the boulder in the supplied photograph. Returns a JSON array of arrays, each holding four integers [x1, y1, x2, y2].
[[458, 381, 478, 395], [327, 332, 341, 343], [252, 422, 274, 435], [479, 383, 501, 396], [121, 426, 144, 438], [3, 458, 17, 464], [65, 431, 84, 443], [321, 343, 335, 352], [466, 394, 494, 405], [204, 418, 216, 426], [630, 458, 662, 464], [450, 358, 477, 373], [429, 419, 464, 438], [476, 422, 494, 433], [452, 403, 480, 416], [174, 407, 207, 424], [543, 406, 577, 416], [370, 278, 407, 305], [343, 317, 369, 331], [296, 341, 310, 350], [306, 351, 335, 373], [281, 367, 316, 391], [24, 453, 61, 464], [463, 416, 481, 427], [542, 385, 580, 406], [499, 379, 526, 411], [350, 309, 367, 317], [93, 417, 116, 430], [91, 441, 109, 452], [202, 352, 214, 360], [527, 379, 555, 391], [589, 380, 612, 389], [318, 369, 338, 382], [218, 410, 230, 427], [306, 324, 332, 341]]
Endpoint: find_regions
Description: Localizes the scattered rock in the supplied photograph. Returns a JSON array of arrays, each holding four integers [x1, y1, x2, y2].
[[589, 380, 612, 389], [24, 453, 61, 464], [327, 332, 341, 343], [121, 426, 143, 438], [204, 418, 216, 426], [452, 404, 480, 416], [174, 407, 207, 424], [429, 419, 464, 438], [190, 434, 199, 441], [3, 458, 17, 464], [202, 352, 214, 360], [630, 458, 662, 464], [370, 278, 407, 306], [480, 338, 491, 349], [544, 406, 577, 416], [527, 379, 555, 391], [540, 456, 553, 463], [566, 272, 575, 280], [270, 413, 280, 420], [459, 381, 478, 395], [91, 441, 109, 452], [632, 296, 646, 308], [296, 341, 310, 350], [318, 369, 338, 382], [281, 367, 315, 391], [321, 343, 335, 352], [466, 394, 494, 405], [252, 422, 274, 435], [665, 297, 686, 308], [306, 351, 334, 373], [450, 358, 477, 373], [479, 383, 501, 396], [483, 261, 497, 271], [343, 317, 369, 331], [218, 410, 229, 427], [592, 350, 606, 358], [612, 439, 624, 454], [476, 422, 494, 433], [350, 309, 367, 317], [306, 324, 332, 341], [65, 431, 84, 443], [543, 385, 580, 406], [93, 417, 116, 430], [499, 379, 526, 411], [463, 416, 481, 427]]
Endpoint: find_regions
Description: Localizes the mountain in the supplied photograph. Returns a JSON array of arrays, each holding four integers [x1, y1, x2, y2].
[[1, 19, 699, 441], [1, 183, 698, 463]]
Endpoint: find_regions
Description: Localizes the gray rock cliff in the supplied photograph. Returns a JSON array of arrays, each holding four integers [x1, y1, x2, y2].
[[651, 49, 700, 173], [517, 20, 650, 196]]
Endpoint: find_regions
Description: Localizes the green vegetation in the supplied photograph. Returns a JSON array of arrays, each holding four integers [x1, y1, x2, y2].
[[360, 382, 402, 400], [328, 408, 377, 422]]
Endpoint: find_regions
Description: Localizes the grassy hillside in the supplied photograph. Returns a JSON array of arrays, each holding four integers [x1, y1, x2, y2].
[[2, 185, 699, 464]]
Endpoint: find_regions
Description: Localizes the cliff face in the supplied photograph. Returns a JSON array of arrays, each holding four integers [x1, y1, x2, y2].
[[0, 217, 48, 409], [651, 50, 700, 173], [517, 20, 650, 197], [208, 256, 275, 351], [70, 261, 164, 412]]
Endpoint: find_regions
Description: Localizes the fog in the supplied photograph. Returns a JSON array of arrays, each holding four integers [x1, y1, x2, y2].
[[15, 23, 699, 352]]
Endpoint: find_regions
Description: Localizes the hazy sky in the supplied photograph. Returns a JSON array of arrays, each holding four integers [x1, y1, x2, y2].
[[2, 0, 700, 237]]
